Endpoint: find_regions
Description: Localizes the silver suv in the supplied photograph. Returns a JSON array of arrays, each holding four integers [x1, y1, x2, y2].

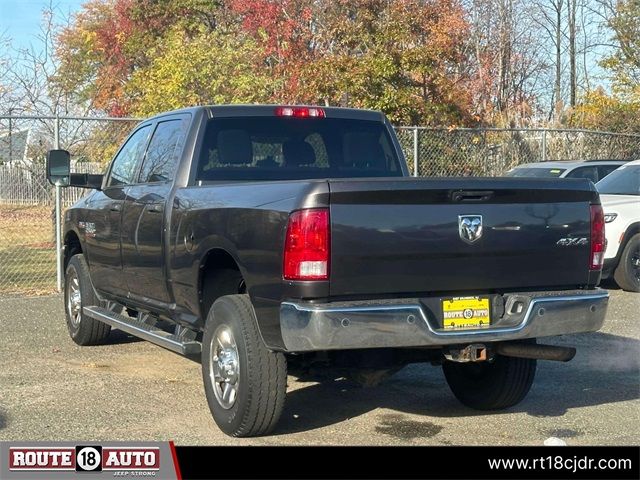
[[505, 160, 627, 183]]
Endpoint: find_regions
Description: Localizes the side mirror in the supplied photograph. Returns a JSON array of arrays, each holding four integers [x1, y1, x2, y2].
[[46, 150, 103, 190], [46, 149, 71, 186]]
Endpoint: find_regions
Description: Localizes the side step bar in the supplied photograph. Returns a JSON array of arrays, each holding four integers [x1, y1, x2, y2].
[[84, 306, 201, 355]]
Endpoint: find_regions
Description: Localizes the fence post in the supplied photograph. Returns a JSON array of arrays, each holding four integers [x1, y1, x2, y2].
[[8, 109, 12, 162], [54, 114, 63, 292], [541, 129, 547, 162], [413, 127, 419, 177]]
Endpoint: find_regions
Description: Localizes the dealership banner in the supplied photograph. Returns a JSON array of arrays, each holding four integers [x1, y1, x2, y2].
[[2, 443, 639, 479], [0, 442, 180, 479]]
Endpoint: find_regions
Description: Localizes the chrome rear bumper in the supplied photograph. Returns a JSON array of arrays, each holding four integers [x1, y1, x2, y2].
[[279, 289, 608, 352]]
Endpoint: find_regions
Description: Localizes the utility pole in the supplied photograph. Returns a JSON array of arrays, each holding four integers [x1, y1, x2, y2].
[[568, 0, 577, 107], [8, 107, 13, 164]]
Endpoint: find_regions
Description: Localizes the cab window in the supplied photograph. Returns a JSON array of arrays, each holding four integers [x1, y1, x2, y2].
[[107, 125, 152, 187], [139, 119, 188, 183], [597, 165, 620, 181], [565, 166, 598, 183]]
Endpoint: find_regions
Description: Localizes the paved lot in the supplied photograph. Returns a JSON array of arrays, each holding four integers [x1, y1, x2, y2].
[[0, 287, 638, 446]]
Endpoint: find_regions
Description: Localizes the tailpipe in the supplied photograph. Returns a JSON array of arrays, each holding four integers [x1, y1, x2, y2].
[[495, 342, 576, 362]]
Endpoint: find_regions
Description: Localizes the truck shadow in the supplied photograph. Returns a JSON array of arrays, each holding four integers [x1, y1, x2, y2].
[[0, 409, 7, 430], [600, 279, 621, 291], [275, 332, 639, 435], [101, 329, 143, 345]]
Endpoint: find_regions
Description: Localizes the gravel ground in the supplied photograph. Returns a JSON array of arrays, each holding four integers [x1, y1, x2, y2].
[[0, 287, 638, 446]]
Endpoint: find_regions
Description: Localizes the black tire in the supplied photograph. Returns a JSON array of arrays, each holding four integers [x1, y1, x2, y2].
[[613, 233, 640, 292], [443, 354, 536, 410], [64, 254, 111, 346], [202, 294, 287, 437]]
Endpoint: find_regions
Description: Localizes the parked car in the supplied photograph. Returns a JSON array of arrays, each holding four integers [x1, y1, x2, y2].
[[505, 160, 626, 182], [596, 159, 640, 292], [47, 105, 608, 437]]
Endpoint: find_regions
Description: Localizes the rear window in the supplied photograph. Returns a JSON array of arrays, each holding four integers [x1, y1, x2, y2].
[[596, 165, 640, 195], [197, 117, 402, 181], [505, 167, 566, 178]]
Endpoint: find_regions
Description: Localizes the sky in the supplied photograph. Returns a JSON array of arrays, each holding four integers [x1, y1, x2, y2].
[[0, 0, 85, 51]]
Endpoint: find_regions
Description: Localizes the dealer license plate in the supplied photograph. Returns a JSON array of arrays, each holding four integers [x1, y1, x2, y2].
[[442, 296, 491, 329]]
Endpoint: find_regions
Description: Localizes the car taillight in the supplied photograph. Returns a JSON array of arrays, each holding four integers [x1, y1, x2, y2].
[[590, 204, 605, 270], [275, 106, 325, 118], [283, 208, 330, 280]]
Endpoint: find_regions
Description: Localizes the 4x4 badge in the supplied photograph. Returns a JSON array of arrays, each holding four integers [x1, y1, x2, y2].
[[459, 215, 483, 244]]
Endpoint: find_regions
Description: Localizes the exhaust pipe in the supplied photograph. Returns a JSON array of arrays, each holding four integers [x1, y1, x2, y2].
[[495, 342, 576, 362]]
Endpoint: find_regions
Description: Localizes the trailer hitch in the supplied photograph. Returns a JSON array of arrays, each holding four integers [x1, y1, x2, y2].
[[444, 342, 576, 363]]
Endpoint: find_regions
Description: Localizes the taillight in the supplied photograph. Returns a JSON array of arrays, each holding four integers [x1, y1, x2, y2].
[[275, 106, 325, 118], [283, 208, 330, 280], [590, 204, 605, 270]]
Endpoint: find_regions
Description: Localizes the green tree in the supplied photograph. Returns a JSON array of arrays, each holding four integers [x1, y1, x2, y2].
[[601, 0, 640, 98], [54, 0, 222, 115], [127, 28, 274, 116], [569, 87, 640, 133]]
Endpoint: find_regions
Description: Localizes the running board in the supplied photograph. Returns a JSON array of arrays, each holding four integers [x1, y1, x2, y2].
[[83, 306, 201, 355]]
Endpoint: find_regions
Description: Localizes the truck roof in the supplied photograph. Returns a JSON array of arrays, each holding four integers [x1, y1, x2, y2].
[[145, 105, 386, 123]]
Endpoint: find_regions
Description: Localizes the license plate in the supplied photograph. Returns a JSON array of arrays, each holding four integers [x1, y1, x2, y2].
[[442, 296, 491, 329]]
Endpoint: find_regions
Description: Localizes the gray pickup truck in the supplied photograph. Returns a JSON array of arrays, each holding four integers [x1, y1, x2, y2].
[[47, 105, 608, 437]]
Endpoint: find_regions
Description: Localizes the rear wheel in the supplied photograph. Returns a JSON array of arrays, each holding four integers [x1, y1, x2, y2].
[[64, 254, 111, 345], [613, 233, 640, 292], [443, 354, 536, 410], [202, 294, 287, 437]]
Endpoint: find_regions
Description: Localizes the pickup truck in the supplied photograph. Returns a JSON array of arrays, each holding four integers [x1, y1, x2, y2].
[[46, 105, 608, 437]]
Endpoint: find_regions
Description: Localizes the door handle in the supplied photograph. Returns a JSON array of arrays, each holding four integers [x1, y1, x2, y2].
[[146, 204, 163, 213], [109, 203, 121, 212], [451, 190, 494, 202]]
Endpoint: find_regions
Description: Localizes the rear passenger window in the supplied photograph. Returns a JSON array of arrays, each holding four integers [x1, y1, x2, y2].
[[566, 166, 598, 183], [597, 165, 620, 181], [107, 125, 151, 187], [139, 119, 187, 183]]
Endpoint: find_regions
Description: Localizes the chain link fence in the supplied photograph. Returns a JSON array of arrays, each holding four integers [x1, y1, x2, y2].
[[0, 116, 137, 296], [1, 116, 639, 297], [395, 127, 640, 176]]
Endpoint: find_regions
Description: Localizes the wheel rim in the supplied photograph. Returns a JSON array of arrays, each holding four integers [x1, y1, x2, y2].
[[66, 268, 82, 328], [209, 325, 240, 410]]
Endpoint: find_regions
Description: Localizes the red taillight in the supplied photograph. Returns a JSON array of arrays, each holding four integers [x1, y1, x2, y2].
[[590, 204, 605, 270], [275, 106, 325, 118], [283, 208, 330, 280]]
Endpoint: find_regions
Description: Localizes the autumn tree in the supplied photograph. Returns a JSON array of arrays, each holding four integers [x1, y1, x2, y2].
[[568, 0, 640, 133], [54, 0, 222, 116], [227, 0, 314, 99], [50, 0, 632, 129], [569, 87, 640, 133], [127, 27, 274, 116], [296, 0, 474, 125], [465, 0, 552, 126], [600, 0, 639, 97]]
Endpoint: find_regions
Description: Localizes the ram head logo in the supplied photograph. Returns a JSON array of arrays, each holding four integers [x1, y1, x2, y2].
[[458, 215, 483, 244]]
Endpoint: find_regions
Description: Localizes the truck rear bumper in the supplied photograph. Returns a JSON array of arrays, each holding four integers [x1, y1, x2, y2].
[[279, 289, 608, 352]]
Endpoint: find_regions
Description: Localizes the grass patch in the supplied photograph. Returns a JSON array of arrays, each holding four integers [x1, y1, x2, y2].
[[0, 203, 58, 296]]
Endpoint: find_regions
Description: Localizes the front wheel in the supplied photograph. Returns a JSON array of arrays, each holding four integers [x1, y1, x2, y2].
[[64, 254, 111, 345], [614, 233, 640, 292], [443, 354, 536, 410], [201, 294, 287, 437]]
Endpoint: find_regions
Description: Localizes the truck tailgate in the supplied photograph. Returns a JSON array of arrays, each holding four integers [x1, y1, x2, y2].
[[328, 177, 598, 296]]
